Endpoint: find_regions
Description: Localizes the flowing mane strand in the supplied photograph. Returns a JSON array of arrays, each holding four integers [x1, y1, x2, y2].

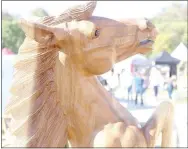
[[4, 13, 70, 146], [4, 2, 97, 147], [5, 36, 69, 147]]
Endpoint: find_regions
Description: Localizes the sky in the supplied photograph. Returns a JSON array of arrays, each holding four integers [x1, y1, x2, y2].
[[2, 1, 187, 19]]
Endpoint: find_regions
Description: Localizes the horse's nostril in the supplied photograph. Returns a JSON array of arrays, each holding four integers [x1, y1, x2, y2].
[[95, 29, 100, 37]]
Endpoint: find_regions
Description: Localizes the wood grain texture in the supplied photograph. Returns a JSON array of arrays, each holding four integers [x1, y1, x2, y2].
[[5, 1, 173, 147]]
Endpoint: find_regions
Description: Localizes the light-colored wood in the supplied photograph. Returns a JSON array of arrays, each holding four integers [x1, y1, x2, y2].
[[4, 1, 174, 147]]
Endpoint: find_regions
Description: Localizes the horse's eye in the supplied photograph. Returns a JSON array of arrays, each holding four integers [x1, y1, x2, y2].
[[95, 29, 100, 37]]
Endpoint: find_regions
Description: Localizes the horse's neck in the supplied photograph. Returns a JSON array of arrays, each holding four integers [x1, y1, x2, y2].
[[57, 55, 138, 145]]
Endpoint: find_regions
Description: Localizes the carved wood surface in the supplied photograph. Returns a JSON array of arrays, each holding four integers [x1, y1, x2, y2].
[[4, 1, 174, 147]]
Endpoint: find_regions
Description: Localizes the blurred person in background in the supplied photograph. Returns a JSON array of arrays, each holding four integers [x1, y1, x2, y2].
[[97, 76, 108, 86], [134, 72, 145, 105], [167, 75, 177, 99], [149, 62, 162, 100], [142, 75, 149, 93]]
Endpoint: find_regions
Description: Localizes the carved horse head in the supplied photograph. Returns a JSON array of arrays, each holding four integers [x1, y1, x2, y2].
[[5, 1, 158, 147], [19, 1, 157, 76]]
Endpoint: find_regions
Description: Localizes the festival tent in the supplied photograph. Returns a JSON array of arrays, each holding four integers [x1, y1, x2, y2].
[[152, 50, 180, 65], [171, 42, 187, 61], [131, 54, 151, 66], [152, 50, 180, 77], [171, 43, 187, 89], [115, 54, 151, 73]]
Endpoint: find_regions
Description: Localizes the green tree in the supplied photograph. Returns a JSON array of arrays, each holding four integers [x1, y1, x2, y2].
[[149, 3, 187, 57], [2, 19, 25, 54], [31, 8, 49, 17], [2, 8, 49, 54], [2, 11, 14, 21]]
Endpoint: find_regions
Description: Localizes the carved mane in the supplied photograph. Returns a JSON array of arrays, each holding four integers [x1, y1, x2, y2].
[[6, 39, 66, 147], [5, 2, 97, 147]]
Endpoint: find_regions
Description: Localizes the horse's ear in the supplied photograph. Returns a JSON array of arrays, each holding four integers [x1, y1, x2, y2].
[[18, 18, 57, 44], [19, 18, 71, 44]]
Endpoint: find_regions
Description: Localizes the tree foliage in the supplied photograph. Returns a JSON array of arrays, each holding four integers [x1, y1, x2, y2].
[[150, 3, 187, 57], [2, 16, 25, 54], [2, 8, 49, 54], [2, 4, 187, 55], [31, 8, 49, 17], [2, 11, 14, 21]]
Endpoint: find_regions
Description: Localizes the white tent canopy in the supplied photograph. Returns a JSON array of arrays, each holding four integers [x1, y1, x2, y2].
[[115, 54, 150, 74], [171, 42, 187, 61]]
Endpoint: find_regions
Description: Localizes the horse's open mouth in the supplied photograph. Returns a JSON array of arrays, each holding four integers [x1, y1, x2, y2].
[[138, 39, 154, 47]]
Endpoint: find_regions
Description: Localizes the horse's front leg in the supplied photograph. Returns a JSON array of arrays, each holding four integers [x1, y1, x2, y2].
[[93, 122, 147, 147], [142, 101, 174, 147]]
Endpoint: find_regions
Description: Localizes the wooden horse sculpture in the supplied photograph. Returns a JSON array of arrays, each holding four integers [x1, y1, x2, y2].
[[5, 1, 174, 147]]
